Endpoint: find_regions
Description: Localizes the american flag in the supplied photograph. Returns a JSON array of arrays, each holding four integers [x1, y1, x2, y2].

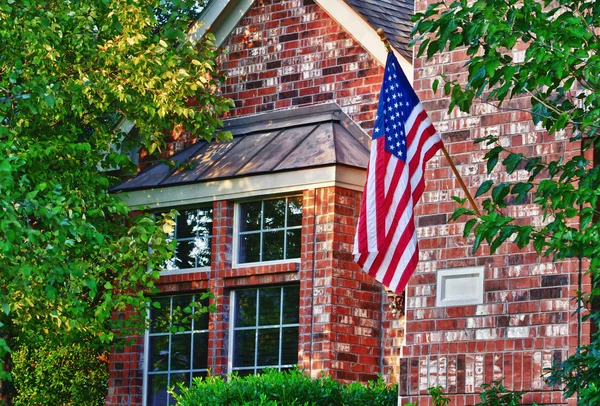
[[353, 52, 443, 294]]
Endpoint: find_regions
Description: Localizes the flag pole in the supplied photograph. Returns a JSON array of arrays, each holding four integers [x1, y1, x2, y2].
[[376, 28, 481, 217]]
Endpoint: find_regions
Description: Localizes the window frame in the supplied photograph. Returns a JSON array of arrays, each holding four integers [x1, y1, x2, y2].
[[227, 285, 300, 375], [160, 205, 214, 275], [142, 293, 211, 406], [232, 195, 302, 268]]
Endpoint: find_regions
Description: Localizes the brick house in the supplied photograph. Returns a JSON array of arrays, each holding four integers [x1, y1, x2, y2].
[[107, 0, 585, 405]]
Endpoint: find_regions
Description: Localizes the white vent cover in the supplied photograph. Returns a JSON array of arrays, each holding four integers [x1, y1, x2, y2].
[[436, 266, 484, 307]]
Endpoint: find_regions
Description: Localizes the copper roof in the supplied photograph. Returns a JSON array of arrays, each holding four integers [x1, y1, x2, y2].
[[112, 103, 370, 192]]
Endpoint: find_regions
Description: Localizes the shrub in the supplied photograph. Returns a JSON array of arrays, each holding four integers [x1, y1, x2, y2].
[[11, 341, 108, 406], [172, 368, 398, 406]]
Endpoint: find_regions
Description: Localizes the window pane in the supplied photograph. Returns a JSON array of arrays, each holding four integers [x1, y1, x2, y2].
[[147, 374, 169, 406], [176, 211, 195, 238], [194, 304, 210, 331], [240, 201, 262, 231], [150, 297, 171, 333], [258, 288, 281, 326], [263, 198, 286, 229], [168, 373, 190, 405], [281, 327, 299, 365], [235, 290, 257, 327], [175, 240, 196, 269], [285, 229, 301, 259], [282, 286, 300, 324], [262, 230, 284, 261], [171, 295, 193, 332], [239, 233, 261, 263], [192, 235, 211, 267], [192, 332, 209, 370], [256, 328, 279, 366], [287, 196, 302, 227], [234, 330, 256, 367], [170, 334, 192, 370], [149, 335, 170, 372]]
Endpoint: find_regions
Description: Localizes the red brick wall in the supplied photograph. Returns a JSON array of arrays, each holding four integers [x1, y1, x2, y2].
[[218, 0, 383, 130], [399, 1, 589, 404]]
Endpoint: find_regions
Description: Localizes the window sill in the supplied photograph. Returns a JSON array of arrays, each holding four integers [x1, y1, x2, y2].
[[233, 259, 300, 269], [160, 266, 211, 276]]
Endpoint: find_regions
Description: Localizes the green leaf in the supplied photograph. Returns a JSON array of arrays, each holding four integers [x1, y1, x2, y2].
[[44, 94, 55, 108], [475, 180, 494, 197], [491, 182, 511, 205], [463, 218, 478, 237]]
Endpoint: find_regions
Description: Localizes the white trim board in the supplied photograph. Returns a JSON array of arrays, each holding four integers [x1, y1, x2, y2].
[[118, 166, 366, 210]]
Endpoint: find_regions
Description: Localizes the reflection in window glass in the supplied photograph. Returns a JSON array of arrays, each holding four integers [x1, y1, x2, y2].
[[231, 285, 300, 375], [146, 295, 209, 406], [238, 197, 302, 264], [164, 207, 213, 271]]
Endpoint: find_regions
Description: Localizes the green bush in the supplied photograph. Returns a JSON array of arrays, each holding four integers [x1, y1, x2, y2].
[[172, 368, 398, 406], [11, 341, 108, 406]]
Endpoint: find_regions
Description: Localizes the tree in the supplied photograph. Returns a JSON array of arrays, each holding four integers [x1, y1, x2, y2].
[[413, 0, 600, 403], [0, 0, 231, 402]]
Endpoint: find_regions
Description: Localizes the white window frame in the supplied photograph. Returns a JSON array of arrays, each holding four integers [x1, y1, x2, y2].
[[232, 195, 302, 268], [227, 285, 300, 375], [161, 206, 213, 276], [143, 294, 210, 406]]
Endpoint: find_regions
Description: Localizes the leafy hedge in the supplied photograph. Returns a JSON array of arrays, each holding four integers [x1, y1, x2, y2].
[[172, 368, 398, 406], [11, 341, 108, 406]]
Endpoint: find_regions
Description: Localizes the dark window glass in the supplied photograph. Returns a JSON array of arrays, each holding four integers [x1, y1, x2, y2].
[[257, 328, 279, 366], [234, 330, 256, 367], [165, 207, 213, 270], [281, 327, 299, 365], [235, 289, 257, 327], [263, 230, 285, 261], [263, 198, 286, 229], [240, 201, 262, 232], [282, 286, 300, 324], [239, 234, 261, 263], [287, 196, 302, 227], [258, 287, 281, 326]]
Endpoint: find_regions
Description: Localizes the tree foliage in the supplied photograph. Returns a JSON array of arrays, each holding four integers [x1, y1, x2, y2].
[[0, 0, 230, 400], [413, 0, 600, 403]]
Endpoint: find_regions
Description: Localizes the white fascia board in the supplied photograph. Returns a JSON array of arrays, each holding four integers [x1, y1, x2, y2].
[[313, 0, 413, 82], [188, 0, 255, 47], [118, 166, 366, 210]]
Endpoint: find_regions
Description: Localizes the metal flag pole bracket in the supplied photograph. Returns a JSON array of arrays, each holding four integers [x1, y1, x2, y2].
[[376, 28, 481, 217]]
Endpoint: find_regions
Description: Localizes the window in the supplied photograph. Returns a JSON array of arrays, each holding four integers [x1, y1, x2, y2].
[[231, 285, 300, 375], [145, 294, 209, 406], [238, 196, 302, 264], [164, 207, 213, 271]]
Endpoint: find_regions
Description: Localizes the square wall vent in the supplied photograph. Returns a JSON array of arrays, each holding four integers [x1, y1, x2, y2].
[[435, 267, 484, 307]]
